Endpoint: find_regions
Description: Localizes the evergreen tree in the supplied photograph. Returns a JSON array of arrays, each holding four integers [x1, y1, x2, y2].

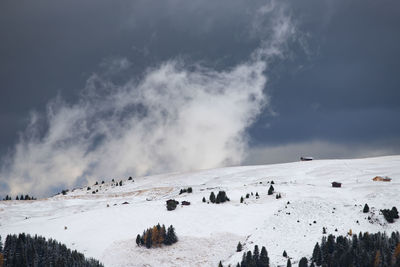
[[210, 192, 216, 203], [363, 203, 369, 213], [268, 185, 274, 195], [245, 251, 253, 266], [218, 260, 223, 267], [16, 196, 19, 200], [145, 230, 152, 248], [259, 246, 269, 267], [246, 193, 250, 198], [286, 258, 291, 267], [283, 250, 287, 257], [164, 225, 178, 245], [314, 243, 322, 265], [299, 257, 308, 267], [240, 196, 244, 203], [136, 234, 141, 246], [202, 197, 206, 203], [253, 245, 260, 265], [237, 242, 243, 252]]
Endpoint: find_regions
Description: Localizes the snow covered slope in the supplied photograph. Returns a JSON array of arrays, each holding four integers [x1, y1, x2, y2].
[[1, 156, 400, 266]]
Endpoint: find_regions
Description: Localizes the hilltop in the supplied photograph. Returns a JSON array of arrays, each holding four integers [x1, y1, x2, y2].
[[1, 155, 400, 266]]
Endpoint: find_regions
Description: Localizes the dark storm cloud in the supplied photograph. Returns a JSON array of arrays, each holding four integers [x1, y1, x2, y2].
[[0, 0, 296, 196], [249, 0, 400, 149], [0, 0, 264, 155]]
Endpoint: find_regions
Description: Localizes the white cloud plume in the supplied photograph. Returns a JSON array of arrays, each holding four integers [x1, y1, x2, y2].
[[0, 1, 295, 197]]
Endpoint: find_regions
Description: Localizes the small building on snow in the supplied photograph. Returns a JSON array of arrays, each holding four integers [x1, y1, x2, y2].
[[331, 182, 342, 188], [300, 157, 313, 161], [372, 176, 392, 182]]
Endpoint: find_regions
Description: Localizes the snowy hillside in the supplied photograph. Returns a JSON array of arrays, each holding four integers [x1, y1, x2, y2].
[[1, 156, 400, 266]]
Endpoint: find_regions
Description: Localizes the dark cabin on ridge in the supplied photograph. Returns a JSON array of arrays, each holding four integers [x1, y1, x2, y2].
[[331, 182, 342, 188], [300, 157, 313, 161]]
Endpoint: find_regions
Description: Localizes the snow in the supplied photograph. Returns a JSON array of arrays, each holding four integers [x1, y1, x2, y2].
[[1, 155, 400, 266]]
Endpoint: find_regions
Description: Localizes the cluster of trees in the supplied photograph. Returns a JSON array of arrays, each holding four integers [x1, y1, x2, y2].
[[209, 191, 230, 204], [381, 207, 399, 223], [2, 195, 36, 201], [240, 192, 260, 203], [0, 233, 103, 267], [166, 199, 179, 211], [221, 231, 400, 267], [136, 224, 178, 249], [236, 245, 270, 267], [179, 187, 193, 194], [311, 231, 400, 266]]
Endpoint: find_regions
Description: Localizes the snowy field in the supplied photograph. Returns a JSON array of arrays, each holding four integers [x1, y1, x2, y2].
[[1, 155, 400, 266]]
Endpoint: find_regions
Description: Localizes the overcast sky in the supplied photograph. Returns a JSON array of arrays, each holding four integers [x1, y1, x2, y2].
[[1, 0, 399, 197]]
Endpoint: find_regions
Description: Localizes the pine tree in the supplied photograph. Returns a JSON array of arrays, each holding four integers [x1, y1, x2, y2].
[[145, 230, 152, 248], [312, 243, 320, 261], [16, 196, 19, 200], [237, 242, 242, 252], [218, 260, 223, 267], [259, 246, 269, 267], [299, 257, 308, 267], [286, 258, 291, 267], [283, 250, 287, 257], [210, 192, 216, 203], [240, 196, 244, 203], [136, 235, 141, 246], [363, 204, 369, 213], [245, 251, 253, 266], [164, 225, 177, 245], [253, 245, 260, 265], [268, 185, 274, 195], [202, 197, 206, 203]]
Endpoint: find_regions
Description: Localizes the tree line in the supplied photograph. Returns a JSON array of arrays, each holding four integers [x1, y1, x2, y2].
[[220, 231, 400, 267], [0, 233, 103, 267], [2, 195, 36, 201]]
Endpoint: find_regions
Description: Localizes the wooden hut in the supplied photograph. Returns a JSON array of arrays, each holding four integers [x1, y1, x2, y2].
[[372, 176, 392, 182], [331, 182, 342, 188]]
